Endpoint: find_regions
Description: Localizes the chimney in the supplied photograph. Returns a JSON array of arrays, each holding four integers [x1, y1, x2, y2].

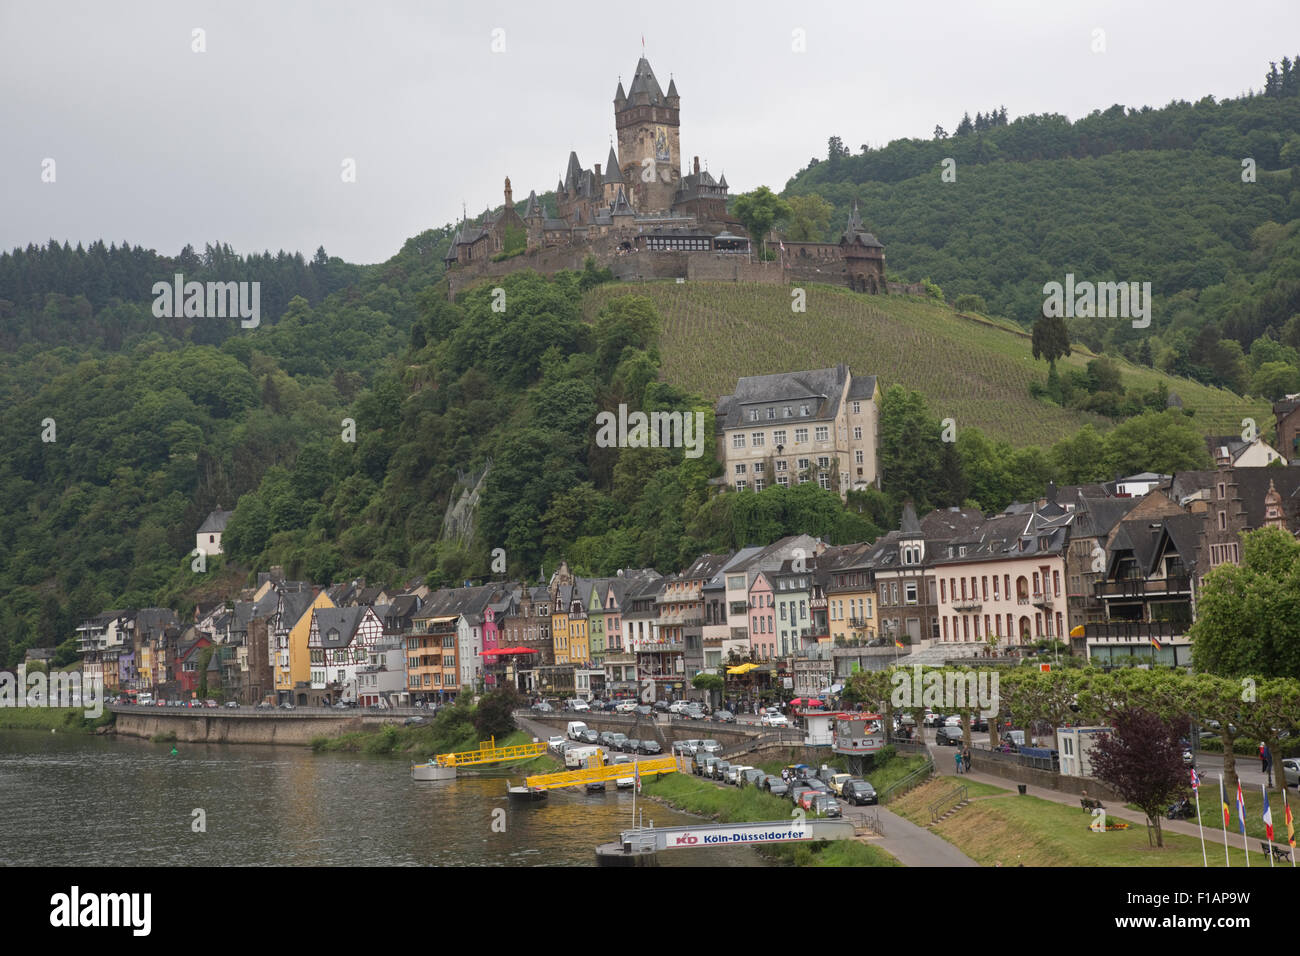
[[694, 156, 700, 174], [594, 163, 601, 181]]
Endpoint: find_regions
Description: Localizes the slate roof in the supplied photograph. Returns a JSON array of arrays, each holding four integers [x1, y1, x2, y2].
[[716, 365, 874, 431], [604, 147, 624, 184], [312, 606, 370, 648], [626, 56, 665, 105], [198, 508, 233, 534], [931, 510, 1070, 565], [919, 507, 985, 541], [1070, 495, 1144, 540], [277, 588, 317, 634], [1229, 466, 1300, 529], [841, 200, 883, 248], [521, 190, 542, 219]]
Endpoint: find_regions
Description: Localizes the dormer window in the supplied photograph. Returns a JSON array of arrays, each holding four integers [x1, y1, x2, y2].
[[800, 404, 810, 416]]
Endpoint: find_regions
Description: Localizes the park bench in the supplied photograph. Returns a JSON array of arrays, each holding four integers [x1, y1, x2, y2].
[[1260, 841, 1292, 863], [1080, 797, 1105, 811]]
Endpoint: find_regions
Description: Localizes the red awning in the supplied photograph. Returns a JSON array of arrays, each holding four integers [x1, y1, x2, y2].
[[481, 647, 539, 657]]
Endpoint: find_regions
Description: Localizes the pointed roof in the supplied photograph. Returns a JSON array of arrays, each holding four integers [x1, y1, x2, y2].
[[666, 76, 679, 99], [611, 185, 633, 215], [522, 190, 542, 219], [614, 80, 627, 107], [841, 199, 884, 248], [717, 172, 728, 190], [899, 501, 922, 537], [604, 147, 624, 183], [565, 151, 582, 190], [627, 56, 665, 105]]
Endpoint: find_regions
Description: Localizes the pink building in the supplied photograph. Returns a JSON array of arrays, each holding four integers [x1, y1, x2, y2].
[[748, 572, 777, 660]]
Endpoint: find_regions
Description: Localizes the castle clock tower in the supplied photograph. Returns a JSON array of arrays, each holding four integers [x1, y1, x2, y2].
[[614, 58, 680, 215]]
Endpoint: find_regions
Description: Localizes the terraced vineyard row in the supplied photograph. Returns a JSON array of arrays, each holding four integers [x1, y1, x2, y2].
[[582, 282, 1270, 447]]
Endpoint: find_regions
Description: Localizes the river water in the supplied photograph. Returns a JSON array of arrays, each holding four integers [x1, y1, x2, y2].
[[0, 730, 765, 866]]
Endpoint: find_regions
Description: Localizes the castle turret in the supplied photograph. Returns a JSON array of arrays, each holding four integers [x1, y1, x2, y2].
[[613, 79, 627, 111], [615, 57, 679, 215], [503, 176, 513, 210], [666, 76, 679, 108]]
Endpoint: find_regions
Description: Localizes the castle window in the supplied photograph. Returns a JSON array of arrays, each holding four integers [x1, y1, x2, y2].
[[852, 401, 862, 414], [766, 408, 776, 420]]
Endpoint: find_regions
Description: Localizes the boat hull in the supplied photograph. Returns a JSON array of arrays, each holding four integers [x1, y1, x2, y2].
[[412, 764, 457, 781], [508, 786, 548, 803]]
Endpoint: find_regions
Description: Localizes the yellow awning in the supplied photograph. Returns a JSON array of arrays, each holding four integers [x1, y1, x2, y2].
[[726, 662, 759, 675], [1069, 625, 1085, 638]]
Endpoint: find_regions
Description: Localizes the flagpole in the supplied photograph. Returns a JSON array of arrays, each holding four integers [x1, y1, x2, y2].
[[1219, 774, 1231, 866], [1283, 787, 1296, 867], [1238, 781, 1250, 867], [1263, 784, 1274, 867], [1192, 771, 1207, 867]]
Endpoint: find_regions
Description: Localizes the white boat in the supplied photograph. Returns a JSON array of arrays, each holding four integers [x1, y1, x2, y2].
[[412, 761, 456, 781]]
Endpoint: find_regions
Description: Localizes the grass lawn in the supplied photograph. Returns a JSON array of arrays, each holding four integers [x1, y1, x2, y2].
[[645, 770, 900, 867], [893, 779, 1242, 866], [0, 706, 113, 733]]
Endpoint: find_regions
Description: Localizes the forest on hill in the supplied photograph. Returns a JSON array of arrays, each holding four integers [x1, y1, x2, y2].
[[780, 58, 1300, 401]]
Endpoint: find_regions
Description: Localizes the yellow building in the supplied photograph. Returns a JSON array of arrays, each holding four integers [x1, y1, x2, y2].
[[826, 546, 875, 643], [276, 590, 335, 696], [551, 606, 571, 665]]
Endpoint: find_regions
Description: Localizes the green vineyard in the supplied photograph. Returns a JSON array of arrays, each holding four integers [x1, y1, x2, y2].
[[582, 281, 1271, 447]]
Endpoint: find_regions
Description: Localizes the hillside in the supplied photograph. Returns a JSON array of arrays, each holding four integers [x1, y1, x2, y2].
[[581, 281, 1270, 446]]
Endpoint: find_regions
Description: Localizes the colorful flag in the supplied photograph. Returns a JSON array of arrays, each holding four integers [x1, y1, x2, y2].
[[1221, 777, 1231, 829], [1287, 793, 1295, 848], [634, 761, 641, 793], [1236, 781, 1246, 834], [1150, 637, 1162, 650], [1190, 768, 1200, 790], [1264, 789, 1274, 841], [894, 639, 904, 649]]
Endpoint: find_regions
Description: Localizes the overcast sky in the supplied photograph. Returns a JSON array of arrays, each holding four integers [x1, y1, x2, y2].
[[2, 0, 1295, 264]]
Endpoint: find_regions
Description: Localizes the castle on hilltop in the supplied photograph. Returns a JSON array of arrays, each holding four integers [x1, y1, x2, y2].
[[443, 56, 893, 297]]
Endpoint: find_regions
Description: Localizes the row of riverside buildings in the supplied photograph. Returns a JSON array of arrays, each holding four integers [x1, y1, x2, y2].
[[69, 382, 1300, 705], [75, 443, 1300, 705]]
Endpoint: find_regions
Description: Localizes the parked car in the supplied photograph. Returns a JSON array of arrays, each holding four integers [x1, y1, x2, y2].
[[763, 774, 790, 796], [828, 773, 854, 796], [944, 715, 962, 727], [224, 700, 239, 708], [710, 760, 732, 781], [936, 726, 963, 746], [798, 789, 824, 811], [404, 716, 427, 727], [739, 768, 765, 788], [760, 713, 789, 727], [615, 700, 637, 713], [669, 701, 688, 715], [1282, 757, 1299, 788], [622, 738, 641, 753], [577, 729, 599, 745], [789, 784, 814, 806], [923, 711, 942, 727], [531, 701, 554, 713], [810, 793, 842, 818], [638, 739, 662, 755], [970, 715, 989, 732], [547, 735, 566, 752], [256, 701, 274, 710], [607, 733, 628, 751], [694, 754, 720, 776], [682, 705, 704, 720], [713, 710, 736, 724], [700, 739, 723, 755], [635, 704, 653, 717], [804, 778, 830, 794], [842, 779, 878, 805], [653, 701, 670, 713], [598, 731, 618, 748], [672, 738, 700, 755]]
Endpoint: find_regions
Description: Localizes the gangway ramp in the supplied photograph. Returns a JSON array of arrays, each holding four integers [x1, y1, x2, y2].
[[525, 756, 678, 790]]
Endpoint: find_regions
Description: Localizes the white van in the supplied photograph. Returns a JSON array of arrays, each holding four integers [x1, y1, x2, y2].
[[565, 745, 603, 769], [567, 721, 589, 740], [137, 693, 153, 706]]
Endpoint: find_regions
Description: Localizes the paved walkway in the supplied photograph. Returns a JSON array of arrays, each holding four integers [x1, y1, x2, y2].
[[841, 800, 979, 866]]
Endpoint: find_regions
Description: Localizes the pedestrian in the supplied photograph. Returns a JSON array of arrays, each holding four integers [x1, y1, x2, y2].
[[962, 746, 971, 773], [954, 750, 963, 774], [1259, 741, 1270, 774]]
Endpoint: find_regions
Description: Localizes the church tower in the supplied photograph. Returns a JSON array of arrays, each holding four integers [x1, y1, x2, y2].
[[615, 58, 680, 215]]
